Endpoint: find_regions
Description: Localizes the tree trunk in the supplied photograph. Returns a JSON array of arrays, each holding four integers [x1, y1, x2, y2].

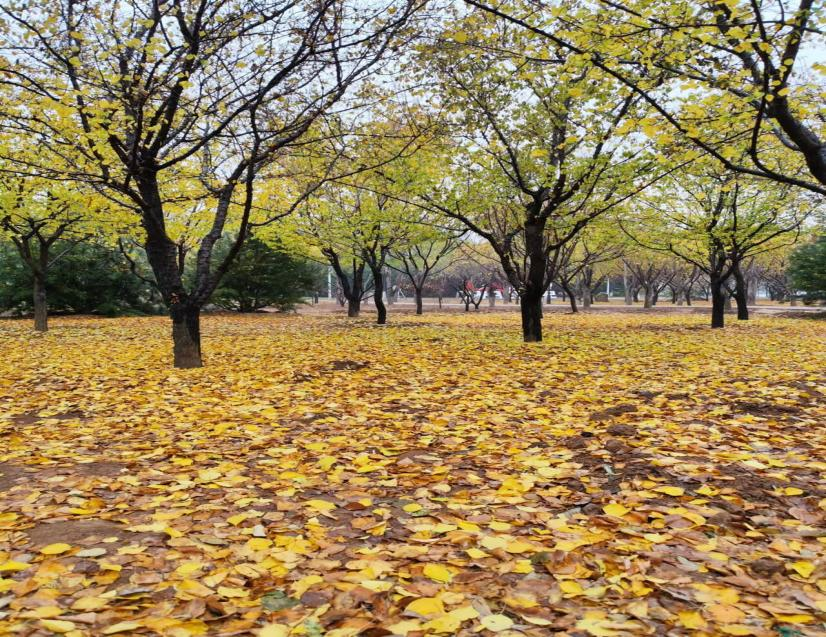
[[562, 283, 578, 313], [171, 305, 202, 368], [414, 288, 423, 315], [347, 298, 361, 317], [623, 263, 633, 305], [732, 264, 749, 320], [520, 296, 543, 342], [643, 285, 654, 309], [373, 280, 387, 325], [33, 273, 48, 332], [710, 277, 726, 329]]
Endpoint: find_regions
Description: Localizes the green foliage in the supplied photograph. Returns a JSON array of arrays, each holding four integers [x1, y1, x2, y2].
[[212, 237, 324, 312], [0, 241, 160, 316], [788, 236, 826, 301]]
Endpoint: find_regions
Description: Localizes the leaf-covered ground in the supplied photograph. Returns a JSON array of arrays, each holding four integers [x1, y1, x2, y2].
[[1, 312, 824, 637]]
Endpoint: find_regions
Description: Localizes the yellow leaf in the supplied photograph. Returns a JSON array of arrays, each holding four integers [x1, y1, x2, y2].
[[423, 563, 452, 583], [0, 560, 31, 572], [504, 539, 533, 553], [466, 548, 488, 559], [27, 606, 64, 618], [247, 538, 272, 551], [678, 610, 706, 629], [258, 625, 290, 637], [306, 498, 336, 512], [602, 503, 630, 517], [318, 455, 337, 470], [406, 596, 444, 617], [480, 614, 514, 632], [103, 622, 144, 635], [175, 561, 206, 577], [654, 486, 684, 497], [560, 580, 584, 596], [41, 543, 72, 555], [72, 596, 109, 611], [228, 513, 248, 525], [790, 561, 814, 578], [40, 619, 76, 633], [292, 574, 323, 596], [402, 503, 422, 513]]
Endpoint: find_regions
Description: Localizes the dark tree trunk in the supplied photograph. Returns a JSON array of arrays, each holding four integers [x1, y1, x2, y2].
[[643, 285, 654, 309], [732, 264, 749, 320], [171, 304, 202, 368], [561, 282, 578, 313], [710, 276, 726, 329], [520, 295, 543, 342], [32, 273, 48, 332], [347, 298, 361, 317], [414, 288, 423, 315], [373, 271, 387, 325]]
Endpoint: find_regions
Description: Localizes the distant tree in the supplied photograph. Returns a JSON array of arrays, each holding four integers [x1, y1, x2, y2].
[[390, 228, 462, 314], [0, 170, 106, 330], [788, 236, 826, 302], [213, 237, 323, 312], [0, 241, 159, 317]]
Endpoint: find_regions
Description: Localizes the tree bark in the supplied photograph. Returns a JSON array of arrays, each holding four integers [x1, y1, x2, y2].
[[33, 273, 48, 332], [171, 305, 202, 368], [347, 298, 361, 317], [643, 285, 654, 309], [710, 276, 726, 329], [732, 264, 749, 320], [373, 271, 387, 325], [581, 284, 591, 309], [520, 295, 543, 342], [414, 288, 423, 315]]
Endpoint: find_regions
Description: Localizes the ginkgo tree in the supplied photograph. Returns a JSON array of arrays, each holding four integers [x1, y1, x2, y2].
[[0, 0, 421, 367], [279, 107, 444, 324], [464, 0, 826, 196], [0, 148, 113, 332], [624, 160, 817, 326], [414, 11, 661, 341], [389, 222, 463, 315]]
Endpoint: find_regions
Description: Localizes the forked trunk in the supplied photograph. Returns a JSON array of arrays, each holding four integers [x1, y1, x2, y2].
[[171, 306, 202, 368], [520, 295, 542, 342], [33, 274, 48, 332]]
